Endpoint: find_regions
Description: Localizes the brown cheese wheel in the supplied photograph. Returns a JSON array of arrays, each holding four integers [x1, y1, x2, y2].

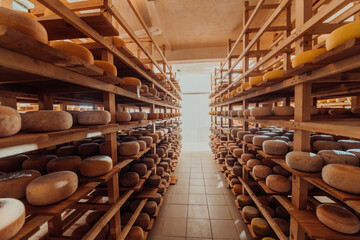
[[146, 133, 159, 143], [0, 170, 41, 199], [313, 140, 342, 153], [338, 140, 360, 150], [147, 113, 159, 120], [322, 164, 360, 194], [285, 151, 323, 172], [66, 110, 80, 125], [136, 140, 146, 151], [47, 156, 82, 173], [57, 145, 77, 157], [157, 183, 165, 193], [120, 172, 139, 187], [146, 153, 159, 163], [85, 211, 104, 226], [22, 155, 57, 174], [247, 159, 262, 169], [78, 111, 111, 125], [118, 142, 140, 156], [0, 198, 25, 240], [141, 158, 154, 170], [21, 110, 72, 132], [131, 163, 147, 176], [252, 165, 272, 179], [148, 175, 161, 186], [138, 136, 153, 147], [243, 206, 260, 221], [318, 150, 359, 166], [115, 112, 131, 122], [143, 201, 157, 215], [252, 135, 272, 147], [0, 154, 29, 173], [151, 193, 162, 204], [80, 155, 112, 177], [0, 106, 21, 137], [73, 138, 92, 148], [241, 153, 255, 163], [156, 166, 164, 176], [78, 143, 99, 157], [272, 165, 291, 177], [125, 226, 144, 240], [135, 212, 150, 229], [263, 140, 288, 156], [237, 195, 252, 207], [233, 184, 242, 195], [130, 112, 147, 121], [122, 136, 137, 142]]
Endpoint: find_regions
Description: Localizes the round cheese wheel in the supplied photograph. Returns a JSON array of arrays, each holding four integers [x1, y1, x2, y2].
[[233, 148, 243, 157], [125, 226, 144, 240], [292, 48, 327, 68], [263, 70, 286, 81], [131, 163, 147, 176], [147, 113, 159, 120], [0, 170, 41, 199], [123, 136, 137, 142], [264, 206, 275, 218], [251, 218, 271, 236], [272, 165, 291, 177], [338, 140, 360, 150], [230, 178, 240, 185], [249, 76, 263, 87], [312, 140, 342, 153], [146, 153, 159, 163], [158, 183, 165, 193], [151, 193, 162, 204], [253, 165, 272, 179], [112, 36, 126, 48], [85, 211, 104, 226], [0, 154, 29, 173], [272, 106, 294, 116], [135, 212, 150, 229], [322, 164, 360, 194], [311, 135, 334, 142], [253, 135, 272, 147], [318, 150, 359, 166], [146, 133, 159, 143], [250, 107, 272, 117], [263, 140, 288, 156], [78, 143, 99, 157], [149, 87, 158, 96], [57, 145, 77, 157], [26, 171, 78, 205], [233, 165, 242, 177], [93, 60, 117, 76], [243, 206, 260, 221], [119, 77, 142, 91], [347, 149, 360, 159], [73, 138, 92, 148], [266, 175, 291, 193], [115, 112, 131, 122], [273, 218, 290, 235], [0, 106, 21, 137], [316, 203, 360, 234], [78, 111, 111, 125], [50, 41, 94, 64], [243, 134, 255, 143], [247, 159, 262, 169], [276, 206, 290, 220], [131, 112, 147, 121], [326, 21, 360, 50], [143, 201, 157, 215], [286, 151, 323, 172], [272, 136, 289, 142], [242, 153, 255, 163], [237, 131, 251, 140], [47, 156, 81, 173], [22, 155, 57, 174], [156, 166, 164, 176], [244, 109, 251, 117], [233, 184, 242, 194], [80, 155, 112, 177], [21, 110, 72, 132], [0, 198, 25, 240], [118, 142, 140, 156], [237, 195, 252, 207], [141, 158, 154, 170], [120, 172, 139, 187], [136, 140, 146, 151], [148, 175, 161, 186], [241, 82, 249, 91], [159, 161, 169, 171]]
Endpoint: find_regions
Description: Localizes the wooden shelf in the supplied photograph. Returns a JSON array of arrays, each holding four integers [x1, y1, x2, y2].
[[133, 186, 159, 199], [11, 215, 53, 240]]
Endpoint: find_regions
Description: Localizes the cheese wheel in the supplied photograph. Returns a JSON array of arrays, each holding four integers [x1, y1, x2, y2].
[[78, 143, 99, 157], [141, 158, 154, 170], [85, 211, 104, 226], [250, 107, 272, 117], [272, 106, 294, 116], [241, 82, 249, 91], [237, 110, 244, 117], [311, 134, 334, 142], [266, 175, 291, 193], [249, 76, 263, 87], [230, 178, 240, 185], [135, 212, 150, 229], [253, 135, 271, 147], [93, 60, 117, 76], [276, 206, 290, 220], [151, 193, 162, 205], [0, 170, 41, 199], [244, 109, 251, 117], [0, 198, 25, 240], [312, 140, 342, 153], [347, 149, 360, 159], [233, 184, 242, 194], [119, 77, 142, 91], [123, 136, 137, 142], [264, 206, 275, 218], [263, 70, 286, 81], [80, 155, 112, 177], [143, 201, 157, 215], [149, 87, 158, 96], [316, 203, 360, 234], [131, 163, 147, 176], [273, 218, 290, 235], [242, 153, 255, 163], [233, 148, 243, 157], [237, 131, 251, 140], [21, 110, 72, 132], [253, 165, 272, 179], [147, 113, 159, 120], [286, 151, 323, 172], [326, 21, 360, 50], [243, 206, 260, 221], [338, 140, 360, 150], [263, 140, 288, 156], [57, 145, 77, 157], [322, 164, 360, 194], [0, 106, 21, 137], [292, 48, 327, 68], [0, 154, 29, 173], [112, 36, 126, 48], [73, 138, 92, 148], [146, 153, 159, 163], [118, 142, 140, 156], [78, 111, 111, 125], [243, 134, 255, 143], [251, 218, 271, 236], [130, 112, 147, 121], [47, 156, 81, 173], [26, 171, 78, 205], [247, 159, 262, 169], [125, 226, 144, 240], [148, 175, 161, 186], [120, 172, 139, 187], [22, 155, 57, 174], [50, 41, 94, 64], [318, 150, 359, 166], [156, 166, 164, 176], [237, 195, 252, 207], [136, 140, 146, 151], [233, 165, 242, 177], [115, 112, 131, 122], [0, 8, 48, 44]]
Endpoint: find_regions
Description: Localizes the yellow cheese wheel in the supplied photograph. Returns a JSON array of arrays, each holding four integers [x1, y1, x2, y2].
[[292, 48, 327, 68], [241, 82, 250, 91], [0, 198, 25, 240], [0, 170, 41, 199], [237, 194, 252, 207], [50, 41, 94, 64], [251, 218, 271, 236], [263, 70, 286, 81], [233, 184, 242, 194], [93, 60, 117, 77], [0, 7, 48, 44], [326, 21, 360, 50], [249, 76, 263, 87], [0, 106, 21, 137], [243, 206, 260, 221], [119, 77, 142, 91], [80, 155, 113, 177], [274, 60, 283, 68], [112, 36, 126, 48]]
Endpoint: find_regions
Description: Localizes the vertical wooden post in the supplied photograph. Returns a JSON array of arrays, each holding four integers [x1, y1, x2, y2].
[[38, 93, 54, 110], [283, 5, 292, 71]]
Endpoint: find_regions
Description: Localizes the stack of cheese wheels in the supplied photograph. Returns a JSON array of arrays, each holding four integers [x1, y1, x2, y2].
[[21, 111, 73, 132], [118, 142, 140, 156], [263, 140, 288, 155], [249, 76, 263, 87], [80, 155, 112, 177], [78, 110, 111, 125], [0, 198, 25, 239], [130, 112, 147, 121], [286, 151, 323, 172], [115, 112, 131, 122], [317, 150, 359, 166], [120, 172, 139, 187], [0, 8, 48, 43], [47, 156, 82, 173], [263, 70, 286, 81], [93, 60, 117, 77], [0, 154, 29, 173], [119, 77, 142, 91], [26, 171, 78, 205], [292, 48, 327, 68], [322, 164, 360, 194], [266, 175, 291, 193], [0, 170, 41, 199], [326, 21, 360, 50], [272, 106, 294, 116], [50, 41, 94, 64], [0, 106, 21, 137], [316, 204, 360, 234], [312, 140, 342, 153]]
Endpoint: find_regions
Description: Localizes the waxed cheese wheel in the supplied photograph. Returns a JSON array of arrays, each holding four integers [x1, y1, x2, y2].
[[243, 134, 255, 143], [322, 164, 360, 194], [22, 155, 57, 174], [312, 140, 342, 153], [318, 150, 359, 166], [0, 154, 29, 173], [57, 145, 77, 157], [233, 165, 242, 177], [26, 171, 78, 205], [125, 226, 144, 240], [120, 77, 142, 91], [250, 106, 272, 117], [115, 112, 131, 122], [80, 155, 112, 177], [292, 48, 327, 68], [243, 206, 260, 221], [136, 140, 146, 151], [272, 106, 294, 116], [120, 172, 139, 187], [47, 156, 82, 173], [130, 112, 147, 121], [118, 142, 140, 156], [138, 136, 153, 147], [93, 60, 117, 76], [237, 131, 250, 140], [21, 110, 72, 132], [0, 106, 21, 137], [316, 203, 360, 234], [143, 201, 157, 215], [273, 218, 290, 235], [0, 198, 25, 240], [247, 159, 262, 169], [141, 158, 154, 170], [78, 111, 111, 125], [253, 135, 271, 147], [131, 163, 147, 176], [135, 212, 150, 229], [253, 165, 272, 179], [338, 140, 360, 150], [0, 170, 41, 199], [286, 151, 323, 172], [266, 175, 291, 193], [263, 140, 288, 155], [78, 143, 99, 157], [251, 218, 271, 236], [242, 153, 255, 163]]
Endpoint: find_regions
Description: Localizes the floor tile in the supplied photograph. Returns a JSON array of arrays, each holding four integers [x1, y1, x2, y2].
[[188, 194, 207, 205], [186, 219, 212, 238], [208, 205, 232, 219], [190, 172, 204, 179], [187, 205, 209, 219], [190, 178, 205, 186], [169, 193, 189, 205], [189, 185, 206, 194], [206, 194, 227, 206], [165, 204, 188, 218], [211, 219, 239, 239], [161, 218, 187, 237], [173, 185, 189, 194], [205, 186, 225, 195]]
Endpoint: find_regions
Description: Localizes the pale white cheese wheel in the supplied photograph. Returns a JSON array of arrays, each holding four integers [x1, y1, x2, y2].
[[338, 140, 360, 150], [263, 140, 288, 156], [252, 135, 271, 147], [316, 204, 360, 234], [0, 170, 41, 199], [115, 112, 131, 122], [318, 150, 359, 166], [47, 156, 82, 173], [252, 165, 272, 179], [250, 107, 272, 117], [26, 171, 78, 205], [0, 198, 25, 240], [78, 110, 111, 125], [312, 140, 342, 153], [118, 142, 140, 156], [272, 106, 294, 116], [243, 134, 255, 143], [21, 111, 72, 132], [0, 154, 29, 173], [265, 175, 291, 193], [0, 106, 21, 137], [286, 151, 323, 172], [80, 155, 113, 177], [130, 112, 147, 121], [322, 164, 360, 194]]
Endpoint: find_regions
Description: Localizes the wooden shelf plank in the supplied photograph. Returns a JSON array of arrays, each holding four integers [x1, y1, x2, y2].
[[11, 215, 53, 240], [55, 56, 104, 76], [133, 186, 158, 199]]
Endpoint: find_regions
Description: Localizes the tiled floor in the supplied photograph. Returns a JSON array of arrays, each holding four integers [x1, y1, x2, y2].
[[148, 142, 252, 240]]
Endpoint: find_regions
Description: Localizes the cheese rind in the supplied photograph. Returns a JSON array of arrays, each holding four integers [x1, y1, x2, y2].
[[0, 198, 25, 240], [0, 106, 21, 137], [80, 155, 113, 177], [312, 140, 342, 153], [0, 154, 29, 173], [272, 106, 294, 116], [115, 112, 131, 122], [318, 150, 359, 166], [78, 111, 111, 125], [119, 77, 142, 91], [292, 48, 327, 68], [253, 165, 272, 179], [249, 76, 263, 87], [21, 110, 73, 132], [286, 151, 323, 172], [265, 174, 291, 193], [326, 21, 360, 50], [93, 60, 117, 76], [322, 164, 360, 194], [263, 140, 288, 156], [263, 70, 286, 81], [250, 107, 272, 117], [50, 41, 94, 64], [0, 170, 41, 199]]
